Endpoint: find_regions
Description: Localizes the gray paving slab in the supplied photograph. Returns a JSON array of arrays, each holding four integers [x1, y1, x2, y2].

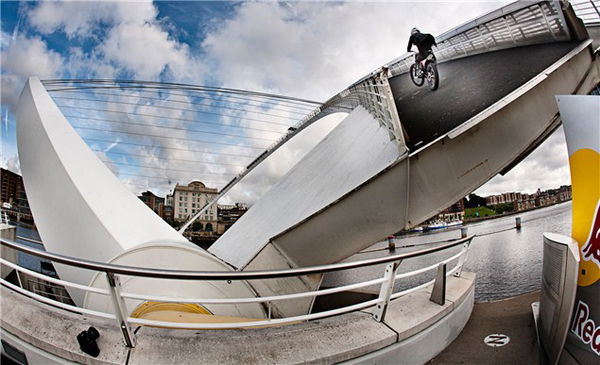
[[425, 271, 476, 306], [128, 311, 396, 365], [1, 286, 129, 365], [430, 291, 540, 364], [363, 273, 475, 343]]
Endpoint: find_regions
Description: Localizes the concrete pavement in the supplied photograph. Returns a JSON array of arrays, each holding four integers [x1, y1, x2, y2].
[[430, 291, 540, 364]]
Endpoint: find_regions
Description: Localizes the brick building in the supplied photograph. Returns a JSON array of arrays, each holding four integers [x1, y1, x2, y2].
[[138, 190, 165, 217], [172, 181, 218, 232]]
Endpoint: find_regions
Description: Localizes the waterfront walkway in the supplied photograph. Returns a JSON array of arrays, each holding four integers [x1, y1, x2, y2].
[[431, 291, 540, 364]]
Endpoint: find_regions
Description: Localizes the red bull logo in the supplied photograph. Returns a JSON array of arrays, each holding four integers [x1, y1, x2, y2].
[[582, 202, 600, 268], [571, 300, 600, 355], [558, 95, 600, 363], [569, 147, 600, 287]]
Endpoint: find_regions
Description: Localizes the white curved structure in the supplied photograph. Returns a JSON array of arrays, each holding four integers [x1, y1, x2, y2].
[[16, 77, 263, 318], [15, 1, 599, 320]]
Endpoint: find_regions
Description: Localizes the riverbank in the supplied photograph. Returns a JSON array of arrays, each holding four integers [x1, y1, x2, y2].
[[463, 199, 571, 224]]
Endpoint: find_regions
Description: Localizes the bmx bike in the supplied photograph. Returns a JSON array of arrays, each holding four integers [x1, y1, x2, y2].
[[410, 51, 439, 91]]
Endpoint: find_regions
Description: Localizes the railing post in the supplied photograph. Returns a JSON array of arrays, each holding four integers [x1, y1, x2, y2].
[[454, 241, 471, 277], [106, 272, 136, 348], [372, 260, 401, 322], [377, 68, 406, 149], [592, 0, 600, 18], [430, 263, 447, 305], [502, 16, 517, 45], [387, 235, 396, 252]]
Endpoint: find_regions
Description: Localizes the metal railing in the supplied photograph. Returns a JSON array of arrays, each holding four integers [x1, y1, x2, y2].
[[571, 0, 600, 25], [1, 209, 9, 225], [386, 1, 570, 77], [0, 235, 473, 347]]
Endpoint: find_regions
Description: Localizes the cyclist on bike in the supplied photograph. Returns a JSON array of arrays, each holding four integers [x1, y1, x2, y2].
[[407, 28, 437, 67]]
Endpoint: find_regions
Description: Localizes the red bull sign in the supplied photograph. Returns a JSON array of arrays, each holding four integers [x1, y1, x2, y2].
[[557, 95, 600, 362], [581, 203, 600, 269], [571, 301, 600, 355]]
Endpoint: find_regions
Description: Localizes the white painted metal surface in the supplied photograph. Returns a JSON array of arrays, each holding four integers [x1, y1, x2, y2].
[[209, 106, 402, 269], [556, 94, 600, 156], [16, 77, 263, 317]]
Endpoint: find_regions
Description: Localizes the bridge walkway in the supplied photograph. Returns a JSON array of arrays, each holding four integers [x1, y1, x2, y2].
[[390, 42, 580, 151], [430, 291, 540, 364]]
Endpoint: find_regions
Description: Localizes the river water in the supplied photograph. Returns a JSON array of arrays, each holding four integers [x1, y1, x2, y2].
[[322, 201, 572, 302], [14, 201, 571, 302]]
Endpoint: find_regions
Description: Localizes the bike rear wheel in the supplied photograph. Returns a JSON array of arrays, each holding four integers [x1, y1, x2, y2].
[[410, 64, 424, 87], [426, 63, 439, 91]]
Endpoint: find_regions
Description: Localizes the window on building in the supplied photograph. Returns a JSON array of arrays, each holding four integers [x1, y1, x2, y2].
[[205, 223, 213, 232]]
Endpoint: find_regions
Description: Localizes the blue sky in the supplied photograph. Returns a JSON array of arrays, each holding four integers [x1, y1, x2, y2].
[[0, 1, 572, 200]]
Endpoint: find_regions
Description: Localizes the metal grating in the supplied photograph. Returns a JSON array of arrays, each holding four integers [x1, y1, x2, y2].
[[571, 0, 600, 26], [387, 1, 570, 76], [543, 242, 565, 297]]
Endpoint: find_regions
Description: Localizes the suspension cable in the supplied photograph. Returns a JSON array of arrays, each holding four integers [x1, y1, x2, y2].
[[94, 149, 247, 168], [64, 114, 284, 134], [100, 159, 242, 176], [84, 138, 255, 159], [109, 171, 233, 181], [52, 94, 308, 119], [42, 78, 323, 106], [57, 104, 292, 127], [52, 89, 316, 114], [74, 126, 269, 150], [70, 119, 280, 142]]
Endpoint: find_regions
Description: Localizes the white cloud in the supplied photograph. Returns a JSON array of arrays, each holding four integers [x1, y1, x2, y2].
[[26, 1, 207, 82], [202, 1, 509, 100], [1, 32, 64, 110], [2, 154, 21, 174], [99, 22, 201, 81], [27, 0, 157, 39]]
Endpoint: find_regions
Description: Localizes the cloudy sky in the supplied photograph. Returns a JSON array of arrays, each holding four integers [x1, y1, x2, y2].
[[0, 0, 572, 204]]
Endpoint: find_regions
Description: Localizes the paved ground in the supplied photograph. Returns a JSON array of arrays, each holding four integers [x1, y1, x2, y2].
[[390, 42, 578, 150], [430, 291, 540, 364]]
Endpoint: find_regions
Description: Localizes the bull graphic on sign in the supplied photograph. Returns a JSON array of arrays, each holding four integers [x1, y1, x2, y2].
[[582, 201, 600, 268]]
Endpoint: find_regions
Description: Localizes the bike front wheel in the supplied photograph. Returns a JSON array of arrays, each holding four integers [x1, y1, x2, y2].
[[410, 64, 424, 87], [426, 63, 439, 91]]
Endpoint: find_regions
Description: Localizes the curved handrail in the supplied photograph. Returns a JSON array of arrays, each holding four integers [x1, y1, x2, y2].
[[0, 235, 473, 280]]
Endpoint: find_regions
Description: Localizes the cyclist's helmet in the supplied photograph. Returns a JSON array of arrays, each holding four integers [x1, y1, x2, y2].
[[411, 27, 420, 35]]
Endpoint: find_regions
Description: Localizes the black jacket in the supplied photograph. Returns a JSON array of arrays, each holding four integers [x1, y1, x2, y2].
[[407, 32, 437, 54]]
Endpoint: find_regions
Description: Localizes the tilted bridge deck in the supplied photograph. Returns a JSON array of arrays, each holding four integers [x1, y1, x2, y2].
[[390, 41, 579, 150]]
